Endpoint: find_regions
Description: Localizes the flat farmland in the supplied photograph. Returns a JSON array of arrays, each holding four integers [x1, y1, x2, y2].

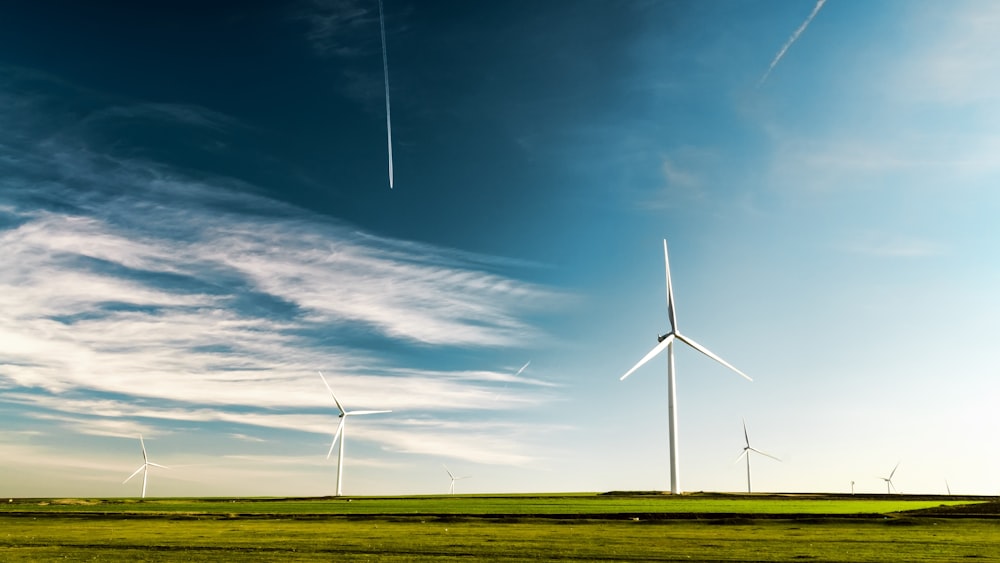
[[2, 493, 998, 561]]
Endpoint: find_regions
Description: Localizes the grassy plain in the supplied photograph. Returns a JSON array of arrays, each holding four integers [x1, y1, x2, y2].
[[0, 493, 978, 515], [1, 493, 998, 561]]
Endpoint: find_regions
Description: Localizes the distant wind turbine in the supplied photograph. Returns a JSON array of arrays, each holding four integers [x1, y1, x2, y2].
[[620, 239, 753, 494], [945, 479, 952, 496], [878, 462, 901, 494], [734, 419, 780, 494], [318, 371, 391, 496], [443, 464, 470, 495], [122, 434, 168, 499]]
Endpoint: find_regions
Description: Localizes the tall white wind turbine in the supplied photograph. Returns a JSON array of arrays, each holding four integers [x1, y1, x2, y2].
[[879, 462, 900, 494], [122, 434, 168, 499], [620, 239, 752, 494], [734, 419, 780, 494], [443, 464, 470, 495], [318, 371, 391, 496]]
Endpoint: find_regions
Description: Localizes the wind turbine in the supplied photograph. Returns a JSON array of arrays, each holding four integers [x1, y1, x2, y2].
[[878, 462, 900, 494], [620, 239, 752, 494], [734, 419, 780, 494], [443, 464, 470, 495], [122, 434, 168, 499], [318, 371, 391, 496]]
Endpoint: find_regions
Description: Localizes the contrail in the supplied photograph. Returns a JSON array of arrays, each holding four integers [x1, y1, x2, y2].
[[493, 361, 530, 401], [758, 0, 827, 86], [378, 0, 393, 188]]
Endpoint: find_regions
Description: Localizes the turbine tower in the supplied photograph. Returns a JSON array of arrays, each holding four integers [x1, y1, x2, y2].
[[734, 419, 780, 494], [122, 434, 168, 499], [443, 464, 470, 495], [620, 239, 752, 494], [318, 371, 391, 496], [879, 462, 900, 494]]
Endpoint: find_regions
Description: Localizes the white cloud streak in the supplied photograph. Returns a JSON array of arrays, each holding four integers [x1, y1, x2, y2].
[[298, 0, 376, 58], [758, 0, 827, 86], [0, 71, 566, 470], [840, 232, 946, 258], [891, 2, 1000, 108], [0, 206, 558, 406], [8, 394, 548, 467]]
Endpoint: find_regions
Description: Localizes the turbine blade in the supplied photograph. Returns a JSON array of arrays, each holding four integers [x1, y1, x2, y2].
[[318, 371, 346, 415], [620, 334, 674, 381], [749, 447, 781, 462], [663, 239, 678, 332], [139, 434, 147, 463], [327, 418, 346, 460], [147, 462, 169, 469], [735, 449, 748, 464], [889, 461, 900, 480], [123, 465, 144, 484], [742, 419, 750, 447], [345, 409, 392, 416], [675, 333, 752, 382], [514, 360, 531, 377], [443, 465, 455, 479]]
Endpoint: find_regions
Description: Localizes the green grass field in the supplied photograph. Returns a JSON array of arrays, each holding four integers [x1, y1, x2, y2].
[[2, 493, 998, 561]]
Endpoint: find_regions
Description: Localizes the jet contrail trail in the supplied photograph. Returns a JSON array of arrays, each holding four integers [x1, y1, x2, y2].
[[378, 0, 393, 188], [493, 361, 530, 401], [758, 0, 827, 86]]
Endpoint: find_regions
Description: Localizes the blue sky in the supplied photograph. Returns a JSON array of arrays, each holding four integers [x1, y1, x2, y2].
[[2, 0, 998, 497]]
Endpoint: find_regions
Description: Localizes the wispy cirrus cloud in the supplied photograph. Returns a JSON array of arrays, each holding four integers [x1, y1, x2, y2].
[[8, 393, 546, 466], [296, 0, 377, 58], [0, 67, 565, 469], [23, 412, 163, 441], [1, 205, 555, 358], [840, 232, 946, 258], [639, 147, 721, 210], [79, 103, 245, 132], [890, 2, 1000, 108]]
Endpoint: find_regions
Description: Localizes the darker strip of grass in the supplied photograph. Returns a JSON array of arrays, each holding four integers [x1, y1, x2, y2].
[[0, 510, 918, 523]]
